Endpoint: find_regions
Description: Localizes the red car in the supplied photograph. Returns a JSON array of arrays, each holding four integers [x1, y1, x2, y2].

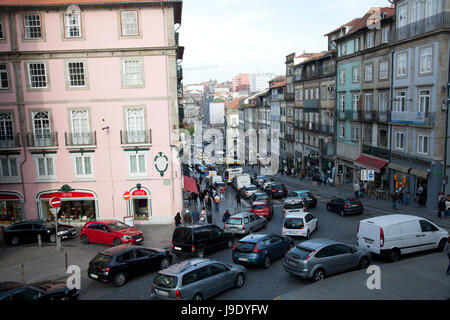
[[80, 220, 144, 246], [250, 200, 273, 220]]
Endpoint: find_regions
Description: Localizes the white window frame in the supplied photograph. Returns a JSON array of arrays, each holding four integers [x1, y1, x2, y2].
[[0, 16, 4, 40], [315, 87, 319, 100], [396, 52, 407, 77], [67, 61, 87, 88], [418, 89, 431, 113], [394, 131, 405, 151], [321, 85, 327, 101], [352, 93, 360, 112], [355, 37, 360, 52], [379, 61, 389, 80], [27, 62, 48, 89], [419, 46, 433, 75], [352, 66, 360, 83], [126, 150, 149, 179], [339, 124, 345, 138], [339, 94, 345, 113], [364, 64, 373, 82], [339, 69, 345, 85], [395, 91, 407, 112], [417, 134, 429, 155], [351, 126, 359, 142], [379, 91, 388, 113], [365, 93, 373, 112], [122, 58, 144, 88], [33, 154, 57, 182], [0, 63, 10, 90], [63, 12, 82, 38], [71, 152, 95, 180], [120, 10, 139, 36], [0, 155, 21, 183], [367, 32, 374, 49], [23, 13, 43, 40], [381, 26, 390, 44]]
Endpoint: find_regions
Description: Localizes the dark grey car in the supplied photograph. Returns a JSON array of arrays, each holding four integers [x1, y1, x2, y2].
[[284, 238, 371, 282], [150, 258, 247, 300]]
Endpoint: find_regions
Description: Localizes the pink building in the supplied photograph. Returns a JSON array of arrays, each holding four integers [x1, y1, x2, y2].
[[232, 73, 250, 92], [0, 0, 184, 225]]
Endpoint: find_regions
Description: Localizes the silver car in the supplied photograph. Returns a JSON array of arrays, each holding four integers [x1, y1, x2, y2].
[[284, 238, 371, 282], [224, 212, 268, 236], [150, 258, 247, 300]]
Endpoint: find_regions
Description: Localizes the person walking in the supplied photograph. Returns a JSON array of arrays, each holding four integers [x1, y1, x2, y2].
[[191, 208, 200, 224], [445, 195, 450, 218], [206, 194, 212, 212], [174, 212, 182, 228], [222, 209, 231, 224], [403, 184, 409, 205], [235, 191, 242, 208], [437, 196, 446, 218], [353, 181, 360, 198], [182, 209, 192, 225], [200, 207, 207, 223], [214, 194, 221, 214], [391, 190, 399, 210], [198, 190, 205, 207], [187, 192, 192, 206], [443, 236, 450, 275]]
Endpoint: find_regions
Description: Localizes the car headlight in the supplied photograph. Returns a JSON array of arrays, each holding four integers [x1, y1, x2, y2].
[[57, 231, 64, 236], [123, 235, 131, 240]]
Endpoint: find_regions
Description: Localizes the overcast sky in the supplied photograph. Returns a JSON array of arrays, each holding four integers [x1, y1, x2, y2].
[[180, 0, 392, 85]]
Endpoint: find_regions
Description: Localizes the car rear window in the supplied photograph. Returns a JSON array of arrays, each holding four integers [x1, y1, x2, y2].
[[227, 218, 242, 225], [284, 218, 304, 229], [154, 273, 178, 289], [273, 185, 284, 190], [172, 228, 193, 243], [285, 202, 303, 209], [291, 246, 313, 260], [255, 194, 268, 200], [234, 242, 256, 253], [252, 204, 266, 210], [91, 254, 112, 266], [346, 199, 361, 205]]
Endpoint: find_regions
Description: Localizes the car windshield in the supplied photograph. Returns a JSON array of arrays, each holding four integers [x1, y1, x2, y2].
[[173, 228, 193, 243], [246, 186, 258, 191], [285, 202, 303, 209], [234, 242, 256, 253], [284, 218, 304, 229], [91, 254, 112, 266], [252, 204, 266, 210], [226, 218, 242, 225], [273, 185, 284, 190], [43, 222, 55, 228], [255, 193, 268, 199], [264, 179, 274, 184], [154, 274, 178, 289], [291, 246, 313, 260], [108, 222, 130, 231], [302, 192, 314, 198]]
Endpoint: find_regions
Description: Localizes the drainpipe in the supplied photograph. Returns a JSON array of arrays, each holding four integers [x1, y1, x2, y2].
[[388, 0, 396, 194], [443, 43, 450, 193]]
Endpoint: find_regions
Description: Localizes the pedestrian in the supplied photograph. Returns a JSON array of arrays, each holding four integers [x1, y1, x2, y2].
[[206, 195, 212, 212], [191, 208, 200, 224], [182, 209, 192, 225], [222, 209, 231, 224], [174, 212, 182, 228], [403, 184, 409, 205], [192, 192, 198, 207], [398, 184, 404, 205], [359, 180, 364, 198], [235, 191, 241, 208], [280, 168, 284, 176], [187, 192, 192, 206], [445, 195, 450, 218], [443, 236, 450, 275], [200, 207, 207, 223], [391, 190, 399, 210], [199, 190, 205, 207], [214, 194, 221, 214], [363, 181, 368, 198], [438, 196, 446, 218], [353, 181, 360, 198], [416, 184, 424, 207]]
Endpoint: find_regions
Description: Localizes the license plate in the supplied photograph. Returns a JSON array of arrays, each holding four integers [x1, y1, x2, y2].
[[135, 238, 143, 242], [90, 273, 98, 279], [364, 238, 374, 244], [174, 246, 182, 251], [288, 259, 297, 266], [239, 258, 248, 262], [156, 289, 169, 297]]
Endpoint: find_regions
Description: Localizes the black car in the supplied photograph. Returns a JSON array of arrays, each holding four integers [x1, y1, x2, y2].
[[326, 197, 363, 216], [0, 281, 79, 301], [172, 224, 234, 258], [3, 220, 77, 246], [249, 192, 271, 203], [88, 244, 172, 287], [266, 184, 288, 199]]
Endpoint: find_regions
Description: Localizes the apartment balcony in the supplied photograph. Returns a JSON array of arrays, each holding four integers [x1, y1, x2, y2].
[[390, 111, 434, 126], [319, 124, 335, 136], [0, 133, 21, 148], [303, 99, 320, 111], [285, 93, 295, 101], [393, 12, 450, 42], [303, 122, 320, 132], [362, 143, 390, 160], [120, 130, 152, 146], [27, 132, 58, 148], [65, 132, 97, 147]]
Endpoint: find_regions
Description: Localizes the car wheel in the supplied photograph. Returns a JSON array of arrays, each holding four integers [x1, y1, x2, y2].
[[50, 234, 57, 243], [160, 257, 171, 270], [289, 241, 294, 248], [196, 249, 205, 258], [114, 272, 127, 287], [192, 293, 203, 301], [326, 205, 330, 211], [81, 234, 89, 245], [263, 255, 271, 269], [340, 210, 345, 217], [11, 236, 20, 246], [389, 249, 400, 263], [437, 239, 447, 252], [312, 269, 325, 282], [113, 238, 122, 246], [306, 230, 310, 239], [234, 273, 245, 288], [359, 256, 370, 269], [227, 239, 233, 249]]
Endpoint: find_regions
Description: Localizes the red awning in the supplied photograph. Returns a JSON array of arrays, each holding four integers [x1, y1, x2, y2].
[[355, 155, 389, 172], [183, 176, 198, 194]]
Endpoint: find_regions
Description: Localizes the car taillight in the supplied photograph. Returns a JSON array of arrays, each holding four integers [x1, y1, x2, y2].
[[191, 245, 195, 252], [242, 224, 245, 231], [250, 208, 254, 212], [344, 205, 350, 208], [150, 284, 153, 292], [232, 242, 238, 250], [253, 243, 262, 253], [101, 267, 110, 272], [176, 289, 182, 300], [314, 196, 318, 199], [380, 228, 384, 247], [304, 250, 316, 261]]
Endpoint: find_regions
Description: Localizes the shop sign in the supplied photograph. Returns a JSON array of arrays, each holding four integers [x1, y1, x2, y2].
[[132, 190, 148, 197], [40, 192, 95, 199]]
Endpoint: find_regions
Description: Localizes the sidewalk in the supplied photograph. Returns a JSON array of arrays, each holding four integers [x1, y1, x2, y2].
[[244, 166, 450, 229], [0, 223, 174, 284]]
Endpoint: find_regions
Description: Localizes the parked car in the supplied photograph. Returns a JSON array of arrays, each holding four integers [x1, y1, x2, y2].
[[150, 258, 247, 300], [80, 220, 144, 246], [88, 244, 172, 286], [326, 197, 363, 216], [266, 183, 288, 198], [357, 214, 449, 262], [232, 234, 294, 268], [0, 281, 79, 301], [250, 200, 273, 220], [224, 212, 267, 236], [283, 197, 306, 215], [284, 238, 371, 282], [249, 192, 271, 203], [3, 220, 77, 246], [239, 184, 260, 199], [282, 211, 318, 239], [171, 224, 234, 258], [288, 190, 318, 208]]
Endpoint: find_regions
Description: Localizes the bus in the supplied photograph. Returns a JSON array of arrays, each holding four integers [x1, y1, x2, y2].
[[224, 167, 243, 184]]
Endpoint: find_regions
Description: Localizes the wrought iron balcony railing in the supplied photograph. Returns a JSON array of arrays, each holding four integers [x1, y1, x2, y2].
[[0, 133, 21, 148], [393, 12, 450, 42], [120, 130, 152, 145], [27, 132, 58, 148], [65, 132, 97, 147]]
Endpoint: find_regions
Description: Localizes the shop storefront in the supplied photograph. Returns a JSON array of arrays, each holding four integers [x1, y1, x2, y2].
[[127, 187, 152, 222], [36, 190, 98, 222], [0, 192, 24, 223], [355, 154, 389, 190]]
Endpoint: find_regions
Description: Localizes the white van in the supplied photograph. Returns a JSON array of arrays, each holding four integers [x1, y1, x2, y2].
[[282, 211, 318, 239], [232, 174, 251, 191], [211, 175, 223, 185], [357, 214, 448, 262]]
